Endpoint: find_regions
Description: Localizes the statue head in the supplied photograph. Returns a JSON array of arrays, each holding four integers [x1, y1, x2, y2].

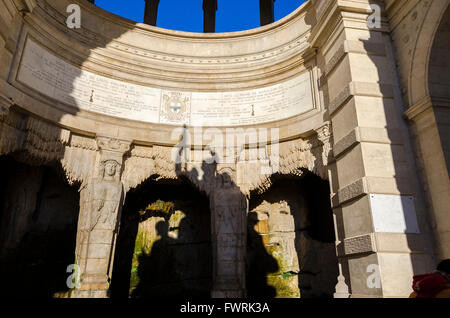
[[217, 167, 235, 189], [101, 160, 119, 179], [220, 171, 232, 188]]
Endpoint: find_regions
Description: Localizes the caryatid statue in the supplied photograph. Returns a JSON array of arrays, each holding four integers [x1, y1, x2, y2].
[[75, 158, 124, 297], [90, 159, 123, 231]]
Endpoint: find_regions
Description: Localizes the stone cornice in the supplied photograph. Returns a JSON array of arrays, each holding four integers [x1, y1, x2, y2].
[[78, 0, 311, 41], [405, 96, 450, 121], [1, 0, 328, 149], [405, 96, 433, 121]]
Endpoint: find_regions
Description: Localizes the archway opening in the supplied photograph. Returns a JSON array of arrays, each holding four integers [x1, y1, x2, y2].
[[0, 156, 80, 298], [428, 4, 450, 100], [247, 172, 338, 298], [110, 176, 212, 298]]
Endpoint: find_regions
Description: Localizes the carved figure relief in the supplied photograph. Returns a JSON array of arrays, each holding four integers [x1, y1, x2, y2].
[[90, 160, 123, 231], [213, 170, 246, 234]]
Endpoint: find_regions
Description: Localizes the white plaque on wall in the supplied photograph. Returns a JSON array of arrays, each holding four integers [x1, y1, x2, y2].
[[369, 194, 420, 234], [17, 38, 315, 126]]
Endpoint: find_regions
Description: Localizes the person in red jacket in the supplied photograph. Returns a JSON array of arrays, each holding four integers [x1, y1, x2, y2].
[[410, 259, 450, 298]]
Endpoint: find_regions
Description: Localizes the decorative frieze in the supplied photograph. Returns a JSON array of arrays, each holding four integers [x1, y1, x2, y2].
[[73, 136, 130, 298]]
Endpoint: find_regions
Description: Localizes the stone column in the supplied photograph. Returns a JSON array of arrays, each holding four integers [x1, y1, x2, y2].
[[309, 0, 434, 297], [210, 167, 247, 298], [203, 0, 218, 33], [144, 0, 160, 26], [259, 0, 275, 26], [72, 137, 130, 298]]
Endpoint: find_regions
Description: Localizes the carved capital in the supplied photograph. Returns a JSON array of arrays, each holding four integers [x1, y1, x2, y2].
[[316, 121, 332, 143], [95, 137, 131, 175], [96, 136, 131, 154]]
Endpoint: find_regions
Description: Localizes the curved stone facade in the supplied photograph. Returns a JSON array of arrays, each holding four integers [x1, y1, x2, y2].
[[0, 0, 449, 298]]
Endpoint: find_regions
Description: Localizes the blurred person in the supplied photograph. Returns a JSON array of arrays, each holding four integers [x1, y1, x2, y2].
[[410, 259, 450, 298]]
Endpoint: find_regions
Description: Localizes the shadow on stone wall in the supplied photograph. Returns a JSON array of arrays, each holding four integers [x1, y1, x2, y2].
[[248, 173, 338, 298], [246, 215, 279, 297]]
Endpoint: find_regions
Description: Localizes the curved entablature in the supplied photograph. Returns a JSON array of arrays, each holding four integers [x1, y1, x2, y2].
[[3, 0, 325, 147], [28, 0, 315, 89]]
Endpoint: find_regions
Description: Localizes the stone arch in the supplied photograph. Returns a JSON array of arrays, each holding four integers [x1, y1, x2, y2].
[[404, 0, 450, 260], [409, 0, 450, 106], [246, 171, 338, 298]]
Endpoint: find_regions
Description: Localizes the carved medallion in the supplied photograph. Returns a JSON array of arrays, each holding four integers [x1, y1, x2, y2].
[[160, 91, 191, 124]]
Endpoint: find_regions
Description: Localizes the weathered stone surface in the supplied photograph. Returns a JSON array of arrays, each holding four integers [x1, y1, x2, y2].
[[0, 0, 446, 299]]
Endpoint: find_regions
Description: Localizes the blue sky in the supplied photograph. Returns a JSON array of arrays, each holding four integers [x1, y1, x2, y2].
[[95, 0, 306, 33]]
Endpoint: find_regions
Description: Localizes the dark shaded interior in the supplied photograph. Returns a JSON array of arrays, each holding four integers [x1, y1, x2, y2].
[[0, 156, 80, 298], [110, 177, 212, 298]]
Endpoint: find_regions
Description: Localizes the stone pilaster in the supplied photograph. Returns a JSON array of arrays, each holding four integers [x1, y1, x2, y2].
[[210, 166, 247, 298], [72, 137, 130, 298], [310, 0, 434, 297]]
